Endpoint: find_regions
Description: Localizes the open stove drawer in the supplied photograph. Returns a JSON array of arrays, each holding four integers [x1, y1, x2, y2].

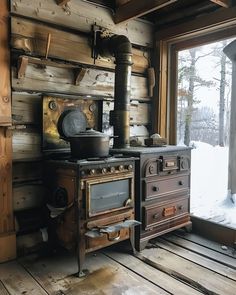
[[85, 219, 140, 250], [85, 219, 140, 240]]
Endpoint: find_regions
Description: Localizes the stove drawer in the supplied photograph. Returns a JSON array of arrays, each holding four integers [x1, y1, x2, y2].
[[144, 174, 189, 200], [143, 197, 189, 230], [86, 227, 130, 251]]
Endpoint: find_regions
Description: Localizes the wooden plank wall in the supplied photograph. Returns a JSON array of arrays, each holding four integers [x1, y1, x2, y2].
[[0, 0, 16, 262], [9, 0, 154, 254]]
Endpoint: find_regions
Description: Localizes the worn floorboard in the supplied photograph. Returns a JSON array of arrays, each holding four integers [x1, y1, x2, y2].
[[164, 234, 236, 269], [19, 251, 166, 295], [0, 261, 48, 295], [0, 281, 10, 295], [1, 232, 236, 295], [140, 245, 236, 295], [175, 231, 236, 258], [104, 250, 202, 295], [151, 238, 236, 281]]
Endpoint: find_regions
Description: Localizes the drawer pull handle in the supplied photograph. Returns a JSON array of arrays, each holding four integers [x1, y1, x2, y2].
[[163, 206, 176, 217], [178, 180, 184, 186], [153, 213, 159, 219], [152, 186, 159, 192], [106, 231, 121, 242]]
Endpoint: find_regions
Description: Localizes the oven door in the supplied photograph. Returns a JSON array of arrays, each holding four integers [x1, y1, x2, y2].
[[85, 173, 134, 218]]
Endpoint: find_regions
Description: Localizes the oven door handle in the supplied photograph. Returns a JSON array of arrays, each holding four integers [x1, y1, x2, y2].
[[103, 231, 121, 241], [85, 219, 141, 240]]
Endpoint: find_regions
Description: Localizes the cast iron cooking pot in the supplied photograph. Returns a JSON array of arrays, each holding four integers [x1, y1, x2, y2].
[[57, 109, 113, 158], [65, 128, 111, 158]]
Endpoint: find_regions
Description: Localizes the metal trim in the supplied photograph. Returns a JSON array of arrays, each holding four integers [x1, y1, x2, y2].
[[85, 173, 134, 218]]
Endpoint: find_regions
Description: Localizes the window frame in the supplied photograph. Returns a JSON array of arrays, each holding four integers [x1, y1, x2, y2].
[[155, 8, 236, 144]]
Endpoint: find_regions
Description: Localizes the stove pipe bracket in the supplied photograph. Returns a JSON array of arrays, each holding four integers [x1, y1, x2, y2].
[[91, 26, 133, 148]]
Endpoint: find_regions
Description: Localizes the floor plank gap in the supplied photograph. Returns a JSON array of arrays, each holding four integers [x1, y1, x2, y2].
[[174, 232, 236, 258], [151, 238, 236, 281], [163, 234, 236, 270], [0, 261, 48, 295], [139, 242, 236, 295], [104, 249, 204, 295], [17, 258, 51, 295], [0, 280, 10, 295], [134, 251, 219, 295], [103, 250, 173, 295]]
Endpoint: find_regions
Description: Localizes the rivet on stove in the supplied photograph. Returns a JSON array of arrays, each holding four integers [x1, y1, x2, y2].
[[48, 100, 57, 110]]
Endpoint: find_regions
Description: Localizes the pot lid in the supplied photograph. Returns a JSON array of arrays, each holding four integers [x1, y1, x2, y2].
[[57, 109, 87, 138], [72, 128, 108, 138]]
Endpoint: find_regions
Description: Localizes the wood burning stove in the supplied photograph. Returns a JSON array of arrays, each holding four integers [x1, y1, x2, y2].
[[42, 96, 140, 276], [44, 156, 139, 277]]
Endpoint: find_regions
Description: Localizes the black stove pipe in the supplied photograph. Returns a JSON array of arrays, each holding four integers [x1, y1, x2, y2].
[[99, 35, 133, 148]]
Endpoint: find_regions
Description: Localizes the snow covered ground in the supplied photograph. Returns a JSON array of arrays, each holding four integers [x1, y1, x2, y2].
[[187, 141, 236, 228]]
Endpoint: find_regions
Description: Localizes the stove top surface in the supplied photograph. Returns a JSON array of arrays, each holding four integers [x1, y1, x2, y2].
[[111, 145, 191, 154], [46, 153, 136, 166]]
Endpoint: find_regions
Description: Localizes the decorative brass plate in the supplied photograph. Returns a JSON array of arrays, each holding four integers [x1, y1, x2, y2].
[[43, 96, 99, 152]]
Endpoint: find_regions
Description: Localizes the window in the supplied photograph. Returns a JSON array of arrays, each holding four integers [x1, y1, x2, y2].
[[176, 38, 236, 228]]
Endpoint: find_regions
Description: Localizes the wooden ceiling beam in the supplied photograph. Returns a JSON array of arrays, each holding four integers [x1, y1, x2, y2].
[[114, 0, 178, 24], [210, 0, 230, 8], [155, 1, 215, 26]]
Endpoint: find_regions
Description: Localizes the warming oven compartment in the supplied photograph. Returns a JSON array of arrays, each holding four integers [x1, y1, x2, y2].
[[85, 174, 134, 217]]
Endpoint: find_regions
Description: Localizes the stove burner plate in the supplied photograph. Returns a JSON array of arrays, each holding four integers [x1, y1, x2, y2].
[[113, 154, 131, 159], [86, 155, 112, 161]]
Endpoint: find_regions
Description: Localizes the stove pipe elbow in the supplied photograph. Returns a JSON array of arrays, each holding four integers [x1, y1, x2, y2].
[[99, 35, 133, 148]]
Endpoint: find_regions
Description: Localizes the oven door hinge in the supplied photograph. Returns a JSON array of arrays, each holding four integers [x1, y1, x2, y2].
[[80, 180, 85, 190]]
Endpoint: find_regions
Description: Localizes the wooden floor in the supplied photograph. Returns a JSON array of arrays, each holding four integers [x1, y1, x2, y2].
[[0, 231, 236, 295]]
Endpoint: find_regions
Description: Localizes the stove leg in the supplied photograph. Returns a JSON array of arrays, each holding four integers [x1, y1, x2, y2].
[[129, 228, 136, 254], [76, 238, 87, 277], [184, 222, 192, 233]]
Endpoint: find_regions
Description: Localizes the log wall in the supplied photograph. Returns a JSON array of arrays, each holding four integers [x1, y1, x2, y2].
[[8, 0, 154, 254], [0, 0, 16, 262]]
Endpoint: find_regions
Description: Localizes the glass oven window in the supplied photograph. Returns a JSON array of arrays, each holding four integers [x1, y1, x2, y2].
[[90, 179, 130, 215]]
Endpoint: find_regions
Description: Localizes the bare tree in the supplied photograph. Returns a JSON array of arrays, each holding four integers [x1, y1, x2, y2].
[[184, 48, 196, 146], [212, 40, 232, 146], [219, 40, 227, 146], [178, 48, 214, 146]]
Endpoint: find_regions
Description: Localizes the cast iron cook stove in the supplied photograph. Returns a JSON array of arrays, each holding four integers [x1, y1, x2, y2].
[[111, 146, 192, 251], [44, 154, 139, 277], [42, 97, 140, 277]]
